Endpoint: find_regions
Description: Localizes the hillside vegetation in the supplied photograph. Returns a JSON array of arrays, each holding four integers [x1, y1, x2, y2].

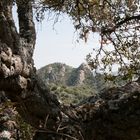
[[37, 63, 126, 104]]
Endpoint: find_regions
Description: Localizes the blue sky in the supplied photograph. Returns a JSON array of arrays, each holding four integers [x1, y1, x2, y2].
[[33, 15, 100, 69], [13, 6, 100, 69]]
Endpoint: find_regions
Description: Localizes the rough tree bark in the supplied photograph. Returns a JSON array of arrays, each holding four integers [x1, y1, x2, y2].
[[0, 0, 61, 130], [0, 0, 140, 140]]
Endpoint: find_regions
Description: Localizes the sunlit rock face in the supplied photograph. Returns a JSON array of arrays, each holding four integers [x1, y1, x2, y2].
[[37, 62, 94, 86], [72, 63, 93, 86]]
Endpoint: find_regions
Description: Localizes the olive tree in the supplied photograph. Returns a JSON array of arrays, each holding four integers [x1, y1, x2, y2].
[[0, 0, 140, 140], [41, 0, 140, 79]]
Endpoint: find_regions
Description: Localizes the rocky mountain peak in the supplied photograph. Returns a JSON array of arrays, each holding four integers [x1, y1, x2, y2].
[[37, 63, 93, 86], [78, 63, 91, 71]]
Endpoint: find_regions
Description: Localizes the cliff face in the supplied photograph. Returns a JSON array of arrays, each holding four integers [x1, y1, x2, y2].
[[37, 63, 94, 87], [67, 63, 94, 86], [37, 63, 73, 86]]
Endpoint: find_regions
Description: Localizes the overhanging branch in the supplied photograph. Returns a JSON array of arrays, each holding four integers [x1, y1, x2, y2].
[[102, 14, 140, 34], [116, 14, 140, 28]]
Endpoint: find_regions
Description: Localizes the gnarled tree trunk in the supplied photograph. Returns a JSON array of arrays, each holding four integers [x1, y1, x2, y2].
[[0, 0, 140, 140], [0, 0, 61, 129]]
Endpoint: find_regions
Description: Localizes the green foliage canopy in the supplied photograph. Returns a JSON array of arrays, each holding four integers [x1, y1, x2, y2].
[[35, 0, 140, 80]]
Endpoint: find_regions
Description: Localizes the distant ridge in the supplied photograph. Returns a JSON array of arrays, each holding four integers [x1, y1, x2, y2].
[[37, 62, 126, 104], [37, 62, 94, 87]]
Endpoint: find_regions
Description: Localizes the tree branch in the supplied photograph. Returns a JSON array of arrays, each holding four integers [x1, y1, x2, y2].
[[16, 0, 36, 46], [0, 0, 19, 50], [102, 14, 140, 34], [116, 14, 140, 28]]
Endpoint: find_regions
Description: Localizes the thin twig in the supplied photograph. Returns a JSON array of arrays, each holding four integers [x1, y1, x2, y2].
[[44, 114, 49, 128], [37, 129, 78, 140]]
